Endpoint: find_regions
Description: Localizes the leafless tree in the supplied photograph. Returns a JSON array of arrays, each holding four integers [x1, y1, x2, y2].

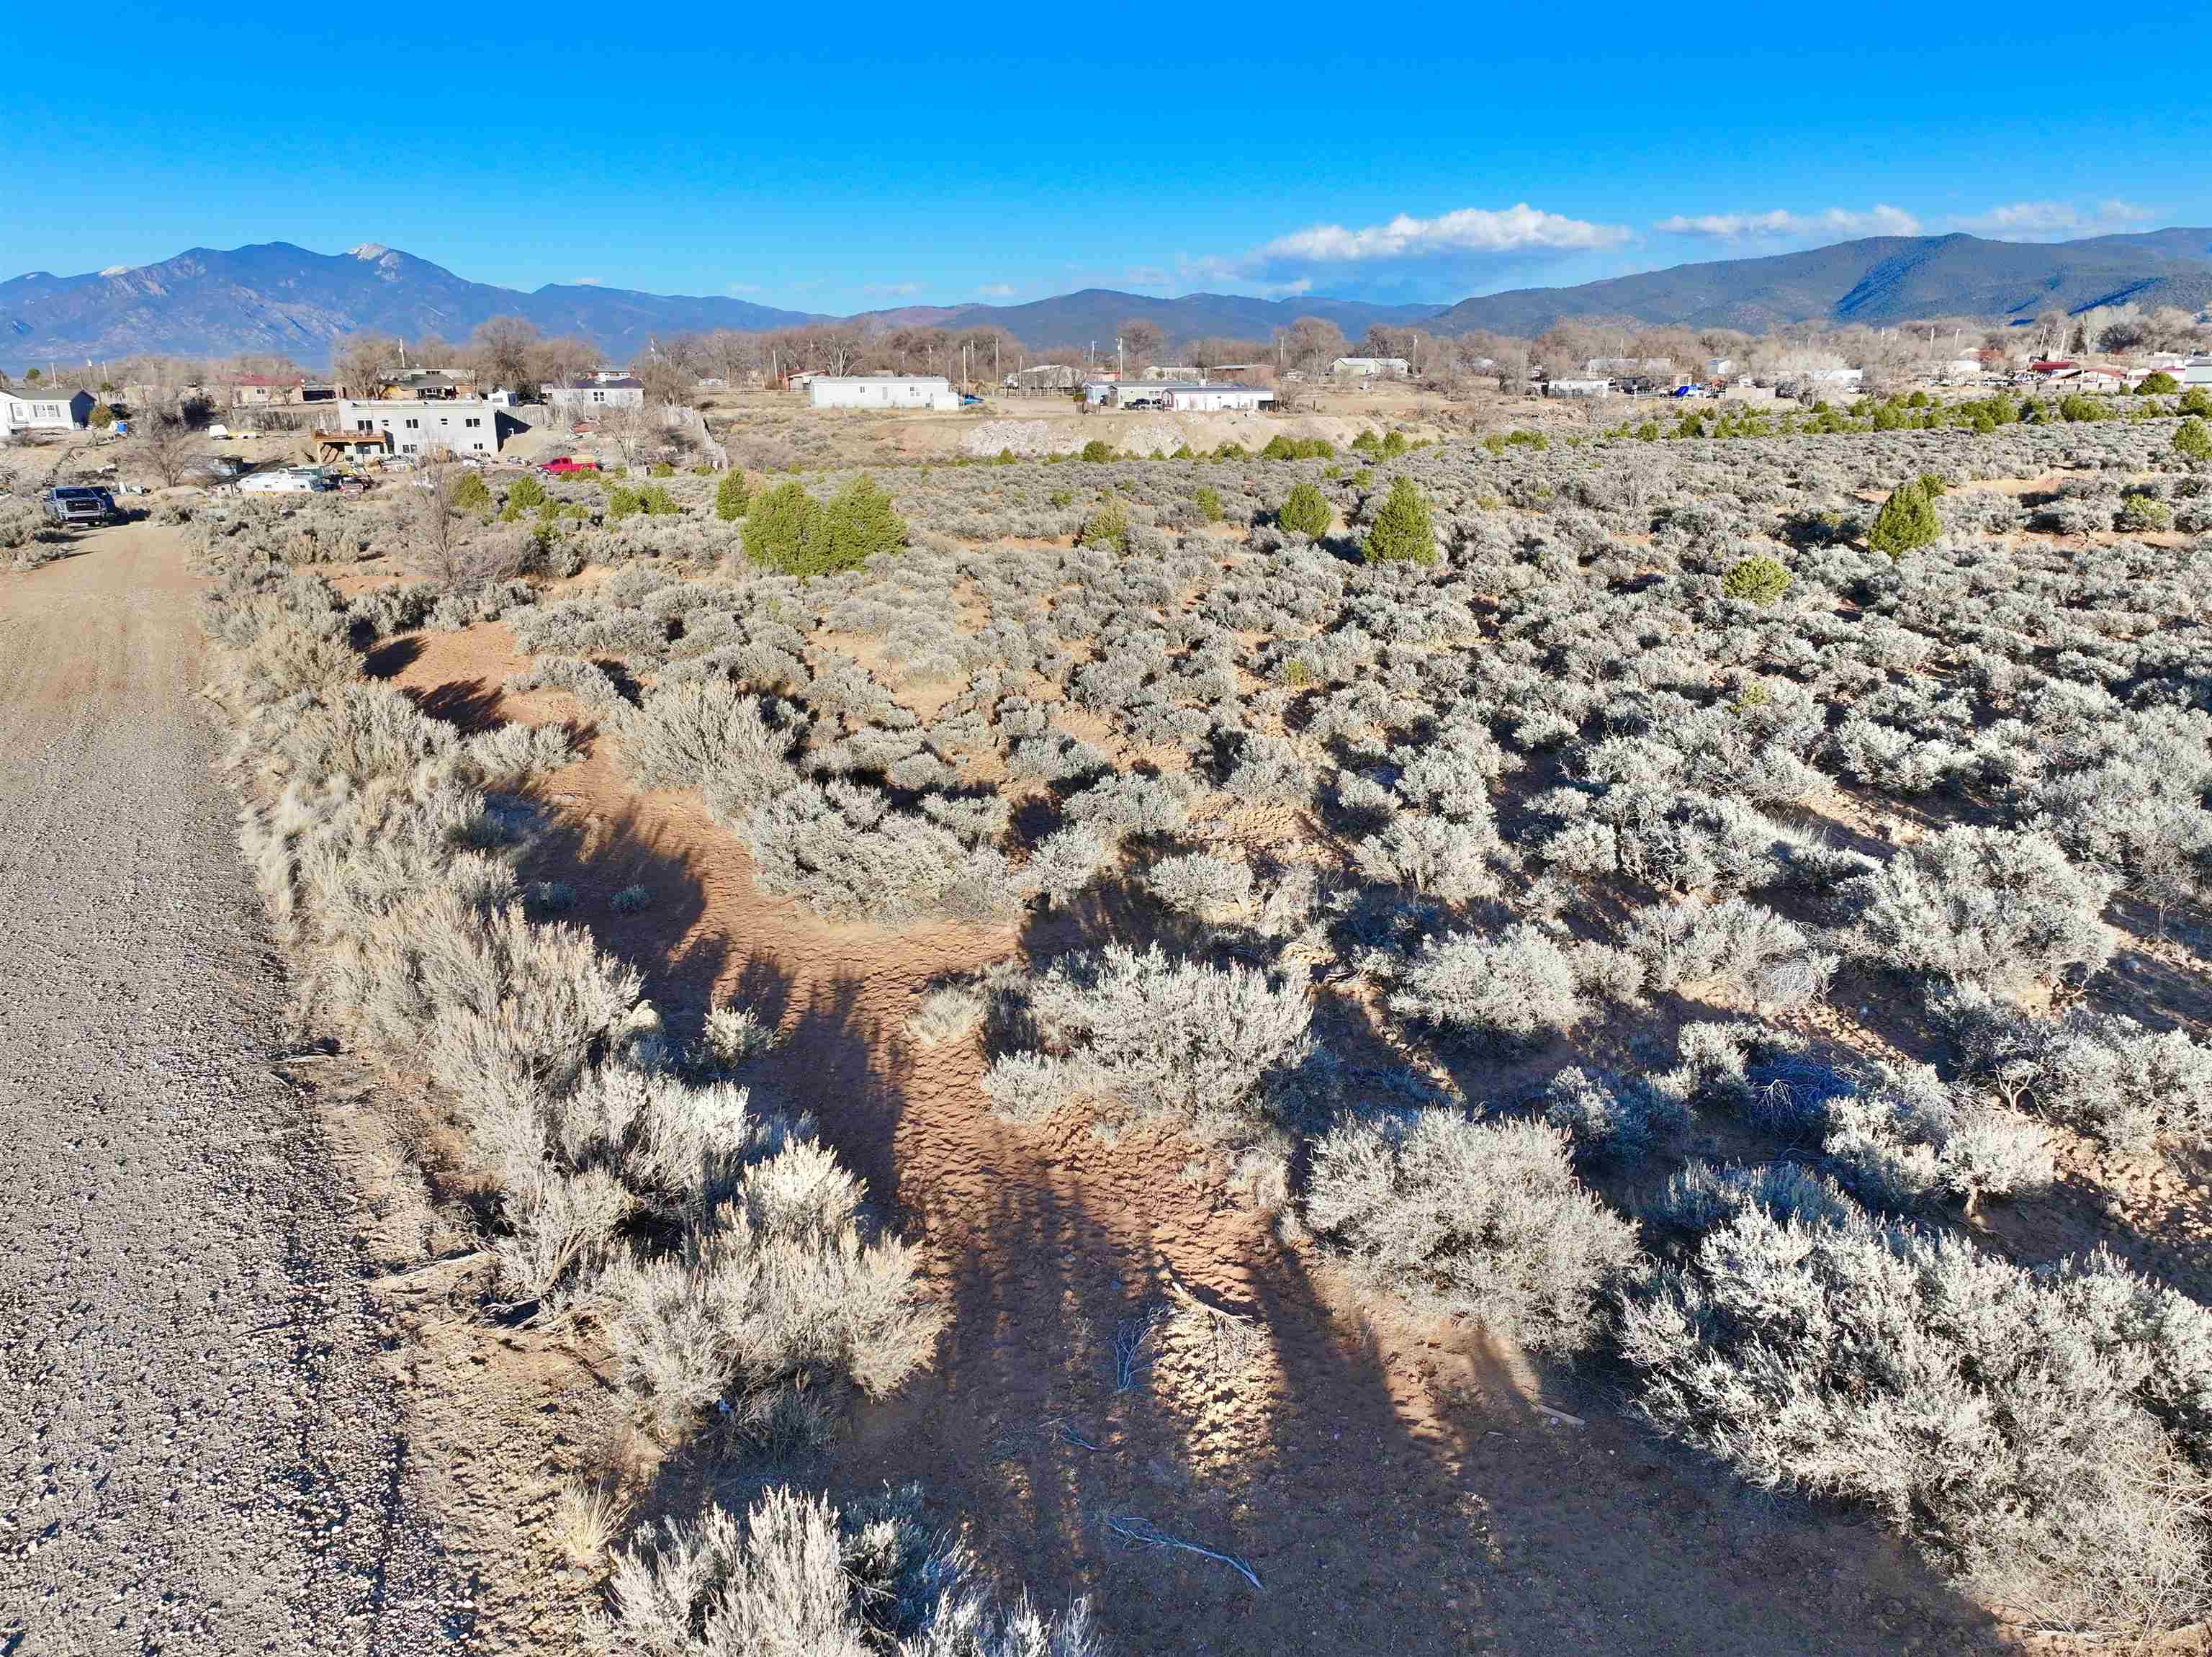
[[135, 400, 198, 488], [702, 329, 760, 390], [631, 354, 692, 408], [1118, 318, 1165, 374], [1276, 316, 1349, 378], [332, 331, 403, 400], [596, 398, 660, 467], [407, 466, 522, 594], [470, 315, 541, 399], [529, 336, 599, 401]]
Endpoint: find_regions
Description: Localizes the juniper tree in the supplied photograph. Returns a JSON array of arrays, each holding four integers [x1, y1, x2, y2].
[[1364, 475, 1436, 565]]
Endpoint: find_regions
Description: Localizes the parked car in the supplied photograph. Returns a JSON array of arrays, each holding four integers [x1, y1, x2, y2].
[[541, 456, 600, 475], [41, 485, 125, 527]]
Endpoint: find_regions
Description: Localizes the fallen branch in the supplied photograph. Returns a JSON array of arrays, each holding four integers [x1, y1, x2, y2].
[[366, 1248, 495, 1292], [1112, 1306, 1166, 1391], [1531, 1401, 1586, 1429], [1097, 1512, 1262, 1590]]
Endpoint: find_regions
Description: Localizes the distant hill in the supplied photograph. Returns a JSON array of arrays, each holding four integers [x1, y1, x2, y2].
[[6, 231, 2210, 372], [852, 288, 1445, 353], [0, 242, 824, 369], [1430, 229, 2212, 335]]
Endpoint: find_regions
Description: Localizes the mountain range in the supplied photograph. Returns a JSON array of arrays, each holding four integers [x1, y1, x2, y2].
[[5, 231, 2210, 371]]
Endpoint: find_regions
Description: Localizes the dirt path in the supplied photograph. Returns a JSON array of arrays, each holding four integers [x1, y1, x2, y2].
[[0, 526, 460, 1654], [387, 619, 2005, 1656]]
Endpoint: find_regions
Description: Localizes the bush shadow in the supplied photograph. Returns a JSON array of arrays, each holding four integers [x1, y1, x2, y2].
[[593, 879, 2000, 1655]]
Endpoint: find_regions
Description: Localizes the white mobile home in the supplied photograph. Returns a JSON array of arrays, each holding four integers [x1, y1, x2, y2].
[[1545, 378, 1611, 398], [809, 375, 959, 411], [335, 398, 501, 457], [1154, 382, 1274, 412], [1331, 356, 1410, 380]]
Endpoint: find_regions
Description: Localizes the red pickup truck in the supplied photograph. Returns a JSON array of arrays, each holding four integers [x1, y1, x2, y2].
[[541, 456, 601, 475]]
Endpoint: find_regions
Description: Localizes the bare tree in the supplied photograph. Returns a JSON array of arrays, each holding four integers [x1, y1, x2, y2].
[[135, 400, 198, 488], [470, 315, 541, 399], [332, 331, 403, 400], [702, 328, 760, 390], [407, 466, 522, 594], [1118, 318, 1165, 374], [596, 398, 661, 467], [631, 354, 692, 408], [529, 336, 600, 401], [1277, 316, 1349, 378]]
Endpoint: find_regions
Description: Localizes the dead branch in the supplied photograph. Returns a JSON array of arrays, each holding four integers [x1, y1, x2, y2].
[[1097, 1511, 1263, 1590]]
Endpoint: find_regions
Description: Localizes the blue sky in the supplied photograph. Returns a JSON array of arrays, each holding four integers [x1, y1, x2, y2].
[[6, 0, 2203, 314]]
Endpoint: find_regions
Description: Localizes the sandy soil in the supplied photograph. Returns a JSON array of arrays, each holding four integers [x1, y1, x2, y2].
[[375, 618, 2005, 1656], [0, 525, 460, 1654]]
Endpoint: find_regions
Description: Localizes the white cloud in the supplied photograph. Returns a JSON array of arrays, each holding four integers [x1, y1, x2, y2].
[[1259, 203, 1629, 262], [1655, 205, 1923, 241], [1167, 203, 1625, 300], [862, 281, 922, 298], [976, 282, 1016, 299], [573, 276, 603, 286], [724, 281, 761, 295], [1952, 199, 2153, 240]]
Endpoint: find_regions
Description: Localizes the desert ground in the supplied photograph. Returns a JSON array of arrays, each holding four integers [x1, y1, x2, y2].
[[8, 384, 2212, 1654]]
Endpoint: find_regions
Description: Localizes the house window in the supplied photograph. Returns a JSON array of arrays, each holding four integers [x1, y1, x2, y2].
[[464, 418, 481, 429], [405, 418, 419, 429]]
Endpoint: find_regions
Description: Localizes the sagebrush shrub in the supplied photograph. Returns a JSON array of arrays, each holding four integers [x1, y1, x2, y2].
[[1390, 925, 1591, 1045], [598, 1141, 940, 1442], [1942, 987, 2212, 1152], [1306, 1111, 1638, 1352], [1851, 827, 2113, 989], [1622, 1205, 2212, 1633], [1541, 1066, 1687, 1165], [984, 944, 1310, 1143]]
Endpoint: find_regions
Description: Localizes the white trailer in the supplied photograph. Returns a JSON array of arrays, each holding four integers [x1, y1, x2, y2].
[[808, 376, 959, 411]]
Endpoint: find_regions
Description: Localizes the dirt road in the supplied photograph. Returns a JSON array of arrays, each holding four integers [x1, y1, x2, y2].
[[0, 525, 459, 1653]]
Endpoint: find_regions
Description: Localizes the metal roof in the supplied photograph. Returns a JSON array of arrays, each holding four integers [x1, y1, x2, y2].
[[1136, 383, 1272, 395]]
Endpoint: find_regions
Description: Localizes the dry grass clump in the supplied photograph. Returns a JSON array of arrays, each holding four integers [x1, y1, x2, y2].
[[604, 1483, 1098, 1657], [551, 1477, 632, 1571]]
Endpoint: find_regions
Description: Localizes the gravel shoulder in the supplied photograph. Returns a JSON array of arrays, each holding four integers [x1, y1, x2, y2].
[[0, 524, 460, 1653]]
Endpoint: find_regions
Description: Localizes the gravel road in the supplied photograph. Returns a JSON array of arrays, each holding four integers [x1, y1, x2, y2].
[[0, 525, 461, 1653]]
